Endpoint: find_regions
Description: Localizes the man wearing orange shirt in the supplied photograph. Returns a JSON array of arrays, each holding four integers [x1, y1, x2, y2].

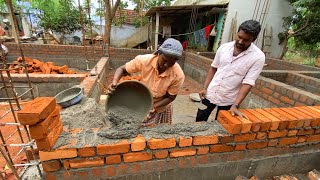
[[108, 38, 185, 126]]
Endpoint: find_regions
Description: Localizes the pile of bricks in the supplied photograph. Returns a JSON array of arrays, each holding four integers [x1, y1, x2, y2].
[[17, 97, 63, 151], [9, 57, 76, 74]]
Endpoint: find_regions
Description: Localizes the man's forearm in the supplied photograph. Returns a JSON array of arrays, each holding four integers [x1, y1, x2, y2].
[[204, 67, 217, 89], [234, 84, 252, 106]]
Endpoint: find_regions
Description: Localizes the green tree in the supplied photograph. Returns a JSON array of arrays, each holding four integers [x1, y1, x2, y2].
[[113, 1, 128, 27], [130, 0, 173, 27], [280, 0, 320, 59], [103, 0, 121, 46], [34, 0, 88, 44]]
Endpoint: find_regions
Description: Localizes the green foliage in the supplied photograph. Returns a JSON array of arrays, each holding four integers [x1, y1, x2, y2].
[[113, 1, 128, 27], [35, 0, 88, 34], [283, 0, 320, 47], [131, 0, 173, 11], [132, 16, 148, 28]]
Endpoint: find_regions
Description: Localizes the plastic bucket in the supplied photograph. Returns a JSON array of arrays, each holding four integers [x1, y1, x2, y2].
[[106, 80, 153, 120]]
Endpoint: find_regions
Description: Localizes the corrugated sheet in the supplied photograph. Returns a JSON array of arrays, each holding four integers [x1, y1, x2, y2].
[[173, 0, 230, 6]]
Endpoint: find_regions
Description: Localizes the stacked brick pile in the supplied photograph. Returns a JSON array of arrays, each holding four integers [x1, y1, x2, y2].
[[17, 97, 63, 151], [9, 57, 76, 74]]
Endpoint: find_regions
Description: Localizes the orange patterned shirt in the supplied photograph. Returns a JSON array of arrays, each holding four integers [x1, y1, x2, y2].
[[125, 54, 185, 112]]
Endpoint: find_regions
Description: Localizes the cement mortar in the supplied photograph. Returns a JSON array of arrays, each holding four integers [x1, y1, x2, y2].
[[98, 106, 143, 139], [60, 97, 110, 129]]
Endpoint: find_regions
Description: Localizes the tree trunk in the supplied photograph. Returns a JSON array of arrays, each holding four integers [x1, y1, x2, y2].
[[104, 0, 121, 46], [47, 31, 63, 44], [279, 36, 289, 59], [59, 32, 65, 44]]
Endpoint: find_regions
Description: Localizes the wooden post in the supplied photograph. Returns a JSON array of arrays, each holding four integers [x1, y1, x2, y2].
[[5, 0, 21, 44], [155, 12, 159, 50]]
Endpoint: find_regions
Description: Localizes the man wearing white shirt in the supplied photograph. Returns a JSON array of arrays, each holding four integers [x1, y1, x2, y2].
[[196, 20, 265, 121]]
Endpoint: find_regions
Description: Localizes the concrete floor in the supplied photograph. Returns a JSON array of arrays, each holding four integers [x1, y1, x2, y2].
[[172, 95, 216, 124]]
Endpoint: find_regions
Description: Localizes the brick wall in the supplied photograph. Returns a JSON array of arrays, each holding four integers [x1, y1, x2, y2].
[[265, 58, 320, 71], [40, 106, 320, 179], [252, 73, 320, 107], [184, 52, 212, 84], [109, 47, 152, 69], [5, 43, 104, 70]]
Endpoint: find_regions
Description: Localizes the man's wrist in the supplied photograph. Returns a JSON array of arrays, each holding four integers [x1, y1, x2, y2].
[[232, 104, 239, 108]]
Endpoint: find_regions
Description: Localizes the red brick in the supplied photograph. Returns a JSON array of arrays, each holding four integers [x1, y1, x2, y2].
[[78, 147, 95, 157], [179, 137, 192, 147], [220, 136, 233, 143], [105, 166, 116, 177], [131, 163, 141, 174], [46, 172, 58, 180], [268, 96, 281, 104], [297, 129, 315, 136], [118, 164, 129, 175], [235, 144, 246, 151], [261, 87, 273, 95], [217, 110, 242, 134], [35, 122, 63, 151], [307, 135, 320, 142], [29, 106, 60, 139], [280, 108, 307, 128], [97, 140, 130, 155], [210, 144, 234, 152], [131, 135, 146, 151], [264, 108, 289, 130], [199, 155, 208, 164], [302, 107, 320, 127], [17, 97, 56, 125], [287, 130, 298, 136], [65, 157, 104, 169], [241, 110, 262, 132], [234, 133, 256, 142], [297, 136, 307, 143], [106, 155, 121, 164], [92, 168, 104, 177], [123, 152, 152, 162], [268, 130, 287, 139], [247, 141, 268, 149], [42, 160, 61, 172], [271, 108, 297, 129], [235, 113, 253, 133], [148, 138, 176, 149], [268, 139, 278, 146], [170, 148, 196, 158], [256, 109, 281, 130], [316, 129, 320, 134], [280, 96, 294, 105], [154, 150, 168, 159], [294, 107, 318, 127], [197, 146, 209, 155], [193, 135, 219, 145], [256, 132, 267, 140], [39, 148, 77, 161], [246, 109, 271, 131], [279, 137, 298, 145]]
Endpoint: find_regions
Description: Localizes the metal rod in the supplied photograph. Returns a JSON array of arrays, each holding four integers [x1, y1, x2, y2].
[[0, 129, 14, 165], [0, 147, 19, 179]]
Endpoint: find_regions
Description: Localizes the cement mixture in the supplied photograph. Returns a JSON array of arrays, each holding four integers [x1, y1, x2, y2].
[[60, 97, 110, 129], [98, 106, 142, 139]]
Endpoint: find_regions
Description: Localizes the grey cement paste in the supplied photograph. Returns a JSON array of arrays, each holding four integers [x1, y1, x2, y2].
[[98, 106, 143, 139], [60, 97, 109, 129]]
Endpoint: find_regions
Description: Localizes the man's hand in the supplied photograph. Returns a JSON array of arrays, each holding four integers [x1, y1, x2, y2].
[[199, 89, 207, 99], [230, 105, 249, 120]]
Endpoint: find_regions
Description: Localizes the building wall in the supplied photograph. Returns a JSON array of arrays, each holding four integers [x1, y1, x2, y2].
[[221, 0, 292, 58]]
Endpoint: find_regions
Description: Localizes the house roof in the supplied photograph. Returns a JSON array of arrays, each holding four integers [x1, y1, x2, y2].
[[173, 0, 230, 6], [114, 9, 140, 24], [145, 4, 226, 16]]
